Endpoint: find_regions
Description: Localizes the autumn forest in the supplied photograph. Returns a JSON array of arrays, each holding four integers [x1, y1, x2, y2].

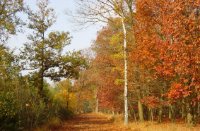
[[0, 0, 200, 131]]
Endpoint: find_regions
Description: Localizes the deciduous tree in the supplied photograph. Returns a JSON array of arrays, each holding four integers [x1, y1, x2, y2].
[[21, 0, 87, 96]]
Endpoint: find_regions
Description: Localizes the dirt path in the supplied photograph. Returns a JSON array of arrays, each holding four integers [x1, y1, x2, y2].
[[50, 113, 200, 131], [57, 113, 129, 131]]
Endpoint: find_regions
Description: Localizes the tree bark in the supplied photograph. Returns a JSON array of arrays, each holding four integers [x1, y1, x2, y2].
[[186, 102, 194, 126], [158, 107, 163, 123], [181, 99, 186, 119], [169, 105, 172, 121], [95, 91, 99, 113], [138, 100, 144, 121], [39, 32, 45, 99], [137, 88, 144, 121], [150, 108, 154, 121], [169, 105, 175, 122], [121, 16, 128, 125]]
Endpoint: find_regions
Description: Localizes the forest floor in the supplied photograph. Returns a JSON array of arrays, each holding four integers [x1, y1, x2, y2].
[[52, 113, 200, 131], [57, 113, 130, 131]]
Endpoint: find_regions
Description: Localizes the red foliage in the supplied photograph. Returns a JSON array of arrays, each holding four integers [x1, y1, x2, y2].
[[141, 96, 160, 109], [134, 0, 200, 103], [167, 83, 192, 100]]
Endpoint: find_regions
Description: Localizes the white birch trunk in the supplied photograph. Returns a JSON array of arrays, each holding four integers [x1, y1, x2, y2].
[[121, 16, 128, 125]]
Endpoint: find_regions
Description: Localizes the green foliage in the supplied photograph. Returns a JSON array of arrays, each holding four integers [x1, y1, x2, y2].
[[0, 51, 75, 129], [21, 0, 87, 94], [0, 75, 75, 130], [0, 92, 18, 118], [52, 79, 76, 119], [83, 101, 93, 113], [0, 91, 18, 130], [0, 0, 24, 42]]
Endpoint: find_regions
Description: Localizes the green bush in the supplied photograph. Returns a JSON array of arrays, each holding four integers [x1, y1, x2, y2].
[[0, 79, 57, 130], [0, 91, 19, 130], [0, 76, 75, 130]]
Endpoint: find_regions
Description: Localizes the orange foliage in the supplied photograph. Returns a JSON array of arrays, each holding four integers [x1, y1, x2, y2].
[[92, 21, 124, 112], [134, 0, 200, 103], [141, 96, 160, 109]]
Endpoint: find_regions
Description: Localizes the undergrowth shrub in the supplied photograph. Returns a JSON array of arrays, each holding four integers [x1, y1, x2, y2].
[[0, 76, 74, 130], [0, 91, 19, 130]]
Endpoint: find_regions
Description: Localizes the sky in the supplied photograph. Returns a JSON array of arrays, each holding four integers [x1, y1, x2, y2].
[[7, 0, 104, 84], [8, 0, 103, 52]]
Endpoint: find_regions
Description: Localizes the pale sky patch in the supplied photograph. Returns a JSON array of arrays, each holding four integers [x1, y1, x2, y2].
[[8, 0, 103, 53]]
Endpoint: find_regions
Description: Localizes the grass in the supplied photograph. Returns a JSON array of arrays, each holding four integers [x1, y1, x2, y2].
[[98, 113, 200, 131], [128, 122, 200, 131]]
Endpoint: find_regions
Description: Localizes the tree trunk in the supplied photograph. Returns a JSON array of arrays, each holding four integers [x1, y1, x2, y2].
[[169, 105, 172, 121], [137, 88, 144, 121], [187, 112, 193, 126], [39, 32, 45, 97], [169, 105, 175, 122], [158, 83, 165, 123], [150, 108, 154, 121], [132, 108, 137, 121], [186, 102, 194, 126], [158, 107, 162, 123], [95, 97, 99, 113], [138, 100, 144, 121], [181, 99, 186, 119], [121, 16, 128, 125], [198, 102, 200, 119]]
